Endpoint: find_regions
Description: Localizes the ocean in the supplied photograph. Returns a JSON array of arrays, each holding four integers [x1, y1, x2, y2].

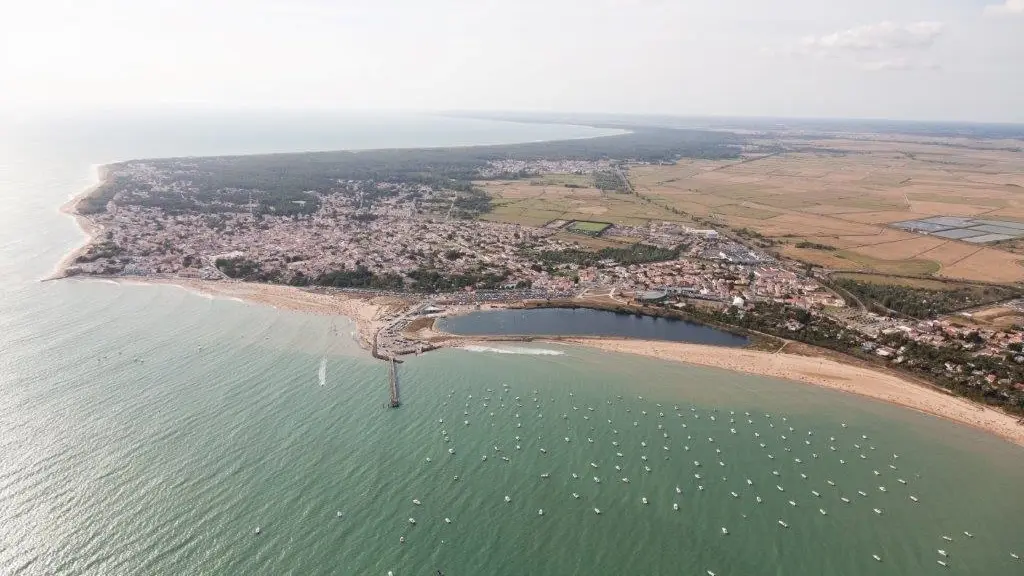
[[1, 111, 1022, 575]]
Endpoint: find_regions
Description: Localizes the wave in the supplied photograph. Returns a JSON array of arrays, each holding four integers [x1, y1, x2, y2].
[[462, 345, 565, 356]]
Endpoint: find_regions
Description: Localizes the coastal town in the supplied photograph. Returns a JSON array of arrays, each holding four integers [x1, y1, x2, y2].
[[64, 153, 1024, 414]]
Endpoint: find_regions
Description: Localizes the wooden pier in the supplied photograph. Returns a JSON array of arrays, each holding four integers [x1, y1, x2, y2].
[[388, 358, 401, 408]]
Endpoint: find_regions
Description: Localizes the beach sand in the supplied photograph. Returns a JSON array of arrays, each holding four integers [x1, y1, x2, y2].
[[130, 278, 409, 349], [51, 165, 108, 280], [554, 337, 1024, 447]]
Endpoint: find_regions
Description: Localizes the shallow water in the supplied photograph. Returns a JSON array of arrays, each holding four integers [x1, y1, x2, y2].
[[1, 113, 1022, 575], [439, 307, 749, 346]]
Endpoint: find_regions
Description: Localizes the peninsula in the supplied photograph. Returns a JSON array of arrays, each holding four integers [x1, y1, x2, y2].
[[58, 116, 1024, 443]]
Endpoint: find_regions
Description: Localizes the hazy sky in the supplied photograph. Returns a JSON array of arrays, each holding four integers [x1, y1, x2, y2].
[[2, 0, 1022, 122]]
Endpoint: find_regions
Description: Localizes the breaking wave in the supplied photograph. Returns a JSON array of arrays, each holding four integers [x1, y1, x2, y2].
[[462, 345, 565, 356]]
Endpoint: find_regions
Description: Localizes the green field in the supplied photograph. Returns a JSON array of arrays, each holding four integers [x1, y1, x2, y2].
[[568, 220, 611, 235]]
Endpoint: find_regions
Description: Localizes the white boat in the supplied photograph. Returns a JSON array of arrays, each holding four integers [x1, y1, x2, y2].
[[538, 509, 544, 516], [778, 520, 789, 528], [819, 508, 827, 515], [590, 462, 598, 468], [448, 448, 455, 455], [800, 474, 807, 480], [693, 460, 701, 467], [615, 465, 622, 471], [540, 473, 550, 479], [731, 492, 738, 498], [540, 448, 547, 454], [878, 487, 886, 492], [593, 477, 601, 483], [897, 479, 907, 485], [594, 508, 601, 515], [746, 479, 753, 486], [445, 517, 451, 524], [872, 554, 881, 562], [572, 473, 579, 479], [676, 486, 682, 494], [827, 480, 835, 486], [698, 485, 704, 491], [642, 497, 648, 505], [408, 518, 416, 525], [873, 508, 883, 515], [812, 491, 820, 497], [788, 500, 797, 507], [756, 496, 763, 503], [413, 499, 421, 506], [942, 535, 953, 542], [254, 526, 261, 535], [1010, 553, 1019, 560], [622, 477, 630, 483], [673, 503, 679, 511], [504, 496, 511, 503], [841, 497, 850, 503], [964, 532, 974, 538], [721, 527, 728, 535], [772, 470, 779, 476], [910, 495, 919, 502], [938, 549, 948, 557], [937, 560, 948, 567], [858, 491, 868, 497], [644, 466, 651, 473], [777, 485, 784, 492], [572, 492, 580, 499]]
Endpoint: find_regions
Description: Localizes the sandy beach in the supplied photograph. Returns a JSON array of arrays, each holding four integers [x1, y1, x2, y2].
[[51, 164, 108, 281], [124, 277, 410, 349], [554, 337, 1024, 447]]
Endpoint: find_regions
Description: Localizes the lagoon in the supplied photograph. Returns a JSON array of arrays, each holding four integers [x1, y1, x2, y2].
[[438, 307, 750, 347]]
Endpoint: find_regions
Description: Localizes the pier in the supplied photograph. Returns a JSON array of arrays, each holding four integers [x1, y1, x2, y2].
[[388, 358, 401, 408]]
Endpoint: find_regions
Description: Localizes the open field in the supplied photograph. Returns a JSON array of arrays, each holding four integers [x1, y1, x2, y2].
[[630, 136, 1024, 283], [832, 273, 971, 291], [478, 178, 691, 229], [567, 220, 611, 234]]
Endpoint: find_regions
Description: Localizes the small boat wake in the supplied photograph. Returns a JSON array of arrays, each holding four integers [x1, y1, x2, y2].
[[318, 357, 327, 386], [462, 345, 564, 356]]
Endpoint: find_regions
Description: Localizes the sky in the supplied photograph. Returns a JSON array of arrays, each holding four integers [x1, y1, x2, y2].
[[1, 0, 1022, 122]]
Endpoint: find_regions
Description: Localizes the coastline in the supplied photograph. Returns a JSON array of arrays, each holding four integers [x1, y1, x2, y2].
[[51, 165, 1024, 448], [547, 337, 1024, 448], [51, 164, 109, 281]]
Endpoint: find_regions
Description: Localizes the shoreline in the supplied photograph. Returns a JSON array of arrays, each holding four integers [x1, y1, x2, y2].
[[60, 273, 1024, 447], [51, 164, 109, 281], [52, 166, 1024, 448], [542, 337, 1024, 448]]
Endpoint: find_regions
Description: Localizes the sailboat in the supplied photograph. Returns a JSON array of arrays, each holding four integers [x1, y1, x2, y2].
[[318, 356, 327, 386]]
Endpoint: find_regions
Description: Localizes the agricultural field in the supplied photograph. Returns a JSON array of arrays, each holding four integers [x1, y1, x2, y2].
[[630, 136, 1024, 284], [478, 178, 691, 229]]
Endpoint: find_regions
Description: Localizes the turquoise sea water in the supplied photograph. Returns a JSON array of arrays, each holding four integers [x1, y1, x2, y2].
[[1, 112, 1023, 575]]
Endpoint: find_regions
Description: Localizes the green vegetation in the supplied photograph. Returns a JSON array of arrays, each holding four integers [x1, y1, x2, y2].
[[832, 277, 1019, 319], [568, 221, 612, 235], [796, 241, 836, 251], [82, 127, 740, 217], [593, 170, 627, 192], [533, 243, 683, 267]]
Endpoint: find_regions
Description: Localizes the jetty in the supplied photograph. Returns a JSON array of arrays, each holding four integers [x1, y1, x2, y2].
[[388, 357, 401, 408]]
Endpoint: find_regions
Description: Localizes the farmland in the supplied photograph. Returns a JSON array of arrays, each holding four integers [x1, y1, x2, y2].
[[478, 178, 690, 228], [629, 136, 1024, 284]]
